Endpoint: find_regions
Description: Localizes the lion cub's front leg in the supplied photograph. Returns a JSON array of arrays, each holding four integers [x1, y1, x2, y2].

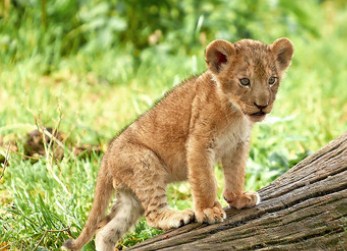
[[187, 137, 226, 224], [222, 142, 260, 209]]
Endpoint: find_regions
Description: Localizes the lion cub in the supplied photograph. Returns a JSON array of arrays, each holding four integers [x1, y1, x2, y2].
[[63, 38, 293, 250]]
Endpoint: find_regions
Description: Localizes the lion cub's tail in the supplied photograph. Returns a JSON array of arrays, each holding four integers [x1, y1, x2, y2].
[[63, 168, 113, 250]]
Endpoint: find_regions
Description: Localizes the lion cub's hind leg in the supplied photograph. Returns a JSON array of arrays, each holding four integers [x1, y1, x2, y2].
[[141, 190, 195, 230], [122, 145, 195, 230], [138, 174, 195, 230], [137, 171, 195, 230], [95, 190, 143, 251]]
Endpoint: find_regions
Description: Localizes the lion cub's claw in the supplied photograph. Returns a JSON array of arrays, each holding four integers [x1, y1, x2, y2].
[[157, 209, 195, 230], [175, 209, 195, 228], [224, 191, 261, 210], [195, 201, 226, 224]]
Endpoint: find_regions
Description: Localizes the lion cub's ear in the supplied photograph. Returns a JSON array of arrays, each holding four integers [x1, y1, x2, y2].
[[205, 39, 235, 74], [271, 38, 294, 71]]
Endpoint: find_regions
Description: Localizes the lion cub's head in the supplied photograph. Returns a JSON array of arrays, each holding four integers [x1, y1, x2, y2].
[[205, 38, 293, 122]]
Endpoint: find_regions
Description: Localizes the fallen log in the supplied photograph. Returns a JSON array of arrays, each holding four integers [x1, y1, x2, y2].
[[129, 133, 347, 251]]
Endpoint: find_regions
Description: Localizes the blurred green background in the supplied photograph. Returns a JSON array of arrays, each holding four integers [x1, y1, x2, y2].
[[1, 0, 347, 250]]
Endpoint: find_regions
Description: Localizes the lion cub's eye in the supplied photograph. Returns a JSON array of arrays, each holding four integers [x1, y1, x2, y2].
[[239, 78, 250, 86], [268, 76, 277, 85]]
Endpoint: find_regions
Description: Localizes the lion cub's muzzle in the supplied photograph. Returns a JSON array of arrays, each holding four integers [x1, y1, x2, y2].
[[247, 102, 272, 122]]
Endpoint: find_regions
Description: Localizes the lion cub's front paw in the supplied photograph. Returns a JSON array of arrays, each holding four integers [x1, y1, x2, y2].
[[195, 201, 226, 224], [224, 191, 261, 210], [148, 209, 195, 230], [166, 209, 195, 229]]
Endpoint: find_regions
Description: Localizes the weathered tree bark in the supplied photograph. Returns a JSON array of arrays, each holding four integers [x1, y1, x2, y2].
[[129, 133, 347, 251]]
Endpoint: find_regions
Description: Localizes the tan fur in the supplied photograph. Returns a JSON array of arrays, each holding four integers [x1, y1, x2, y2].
[[63, 38, 293, 250]]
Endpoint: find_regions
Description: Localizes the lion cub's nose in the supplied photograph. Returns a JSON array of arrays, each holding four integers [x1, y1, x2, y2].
[[254, 102, 268, 110]]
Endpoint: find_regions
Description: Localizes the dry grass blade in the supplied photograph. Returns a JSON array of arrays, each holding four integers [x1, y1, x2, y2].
[[0, 143, 11, 181]]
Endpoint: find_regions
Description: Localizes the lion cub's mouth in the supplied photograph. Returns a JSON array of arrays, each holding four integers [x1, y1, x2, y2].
[[247, 111, 267, 122], [251, 111, 266, 116]]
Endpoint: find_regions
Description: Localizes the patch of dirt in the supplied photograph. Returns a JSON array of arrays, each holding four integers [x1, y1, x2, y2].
[[23, 128, 64, 162], [22, 127, 104, 162]]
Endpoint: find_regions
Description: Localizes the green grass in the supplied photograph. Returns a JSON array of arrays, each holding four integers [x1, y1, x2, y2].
[[1, 3, 347, 251]]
